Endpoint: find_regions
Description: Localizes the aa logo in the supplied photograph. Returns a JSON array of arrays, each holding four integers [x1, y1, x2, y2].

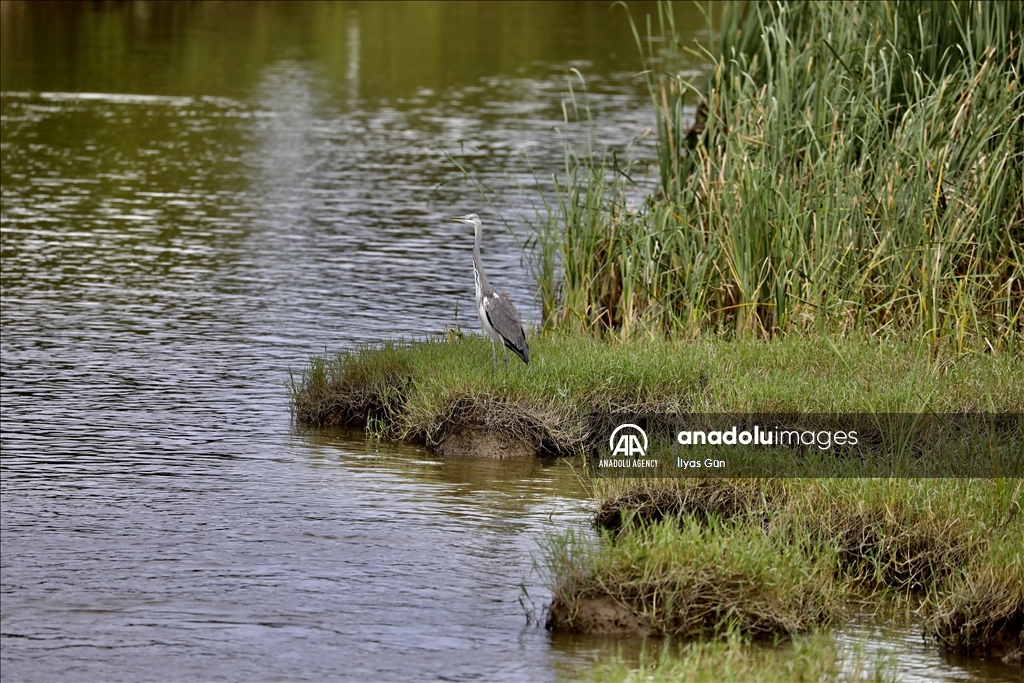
[[609, 424, 648, 458]]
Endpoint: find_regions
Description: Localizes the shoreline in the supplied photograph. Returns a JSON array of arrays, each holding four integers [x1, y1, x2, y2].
[[290, 333, 1022, 457], [291, 332, 1023, 664]]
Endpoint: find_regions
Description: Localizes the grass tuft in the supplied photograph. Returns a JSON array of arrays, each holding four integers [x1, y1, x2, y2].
[[290, 342, 413, 434], [553, 477, 1023, 655], [926, 513, 1024, 654], [544, 514, 845, 639]]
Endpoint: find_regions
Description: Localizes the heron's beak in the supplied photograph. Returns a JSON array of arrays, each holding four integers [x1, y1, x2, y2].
[[447, 216, 467, 223]]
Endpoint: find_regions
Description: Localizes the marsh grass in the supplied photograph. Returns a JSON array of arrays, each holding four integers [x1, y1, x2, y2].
[[544, 514, 846, 638], [290, 333, 1022, 449], [556, 476, 1023, 654], [536, 1, 1022, 348], [926, 509, 1024, 654], [290, 342, 413, 435]]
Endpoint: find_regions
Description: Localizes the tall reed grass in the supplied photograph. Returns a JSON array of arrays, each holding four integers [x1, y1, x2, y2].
[[536, 1, 1022, 349]]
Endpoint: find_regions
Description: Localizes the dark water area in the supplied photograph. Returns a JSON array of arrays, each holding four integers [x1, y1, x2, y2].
[[1, 2, 1019, 681], [0, 2, 661, 680]]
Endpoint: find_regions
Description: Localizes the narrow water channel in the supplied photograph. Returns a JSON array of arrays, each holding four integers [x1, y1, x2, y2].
[[1, 3, 1017, 681]]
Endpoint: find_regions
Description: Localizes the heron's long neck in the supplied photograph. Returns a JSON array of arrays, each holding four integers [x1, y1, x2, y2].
[[472, 224, 490, 297]]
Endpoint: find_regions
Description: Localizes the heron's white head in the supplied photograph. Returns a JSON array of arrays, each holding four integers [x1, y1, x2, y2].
[[448, 213, 481, 229]]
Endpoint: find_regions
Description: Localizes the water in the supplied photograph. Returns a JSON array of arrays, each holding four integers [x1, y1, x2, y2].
[[3, 431, 593, 681], [0, 3, 652, 680], [1, 2, 1019, 681], [834, 624, 1023, 683]]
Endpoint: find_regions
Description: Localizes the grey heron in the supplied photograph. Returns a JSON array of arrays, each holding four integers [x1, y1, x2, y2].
[[448, 213, 530, 372]]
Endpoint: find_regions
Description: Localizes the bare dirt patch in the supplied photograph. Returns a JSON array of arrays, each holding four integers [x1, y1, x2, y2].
[[435, 427, 537, 459], [546, 596, 653, 636]]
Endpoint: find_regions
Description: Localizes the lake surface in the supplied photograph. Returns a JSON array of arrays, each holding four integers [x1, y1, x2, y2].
[[1, 2, 1018, 681]]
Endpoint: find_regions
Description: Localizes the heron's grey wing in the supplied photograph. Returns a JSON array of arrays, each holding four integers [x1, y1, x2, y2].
[[483, 294, 529, 364]]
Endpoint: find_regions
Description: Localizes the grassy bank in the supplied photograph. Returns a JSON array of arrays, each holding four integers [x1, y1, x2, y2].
[[544, 513, 847, 637], [546, 477, 1022, 658], [291, 333, 1021, 451]]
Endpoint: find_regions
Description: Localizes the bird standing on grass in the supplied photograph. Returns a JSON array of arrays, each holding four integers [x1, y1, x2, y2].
[[448, 213, 529, 372]]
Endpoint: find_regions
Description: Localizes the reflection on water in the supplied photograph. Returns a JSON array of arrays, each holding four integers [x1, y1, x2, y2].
[[2, 2, 1019, 681], [551, 626, 1024, 683], [834, 623, 1023, 683]]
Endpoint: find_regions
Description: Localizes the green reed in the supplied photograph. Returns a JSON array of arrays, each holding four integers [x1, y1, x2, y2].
[[535, 1, 1022, 349]]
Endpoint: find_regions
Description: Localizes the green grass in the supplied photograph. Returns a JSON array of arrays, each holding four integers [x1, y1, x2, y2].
[[291, 333, 1022, 449], [533, 0, 1022, 348], [544, 514, 846, 638], [549, 476, 1023, 656]]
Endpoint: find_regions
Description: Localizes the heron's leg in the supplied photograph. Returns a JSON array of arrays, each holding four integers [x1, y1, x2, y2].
[[490, 340, 497, 374], [503, 346, 509, 370]]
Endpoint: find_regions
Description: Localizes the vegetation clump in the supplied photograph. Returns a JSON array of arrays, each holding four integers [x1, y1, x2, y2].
[[291, 342, 413, 434], [545, 514, 845, 638], [291, 334, 1021, 453], [548, 477, 1022, 657], [928, 527, 1024, 656], [534, 1, 1022, 348], [592, 477, 786, 532]]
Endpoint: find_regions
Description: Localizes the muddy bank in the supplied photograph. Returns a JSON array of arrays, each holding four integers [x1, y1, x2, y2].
[[435, 427, 537, 459], [546, 596, 652, 636]]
